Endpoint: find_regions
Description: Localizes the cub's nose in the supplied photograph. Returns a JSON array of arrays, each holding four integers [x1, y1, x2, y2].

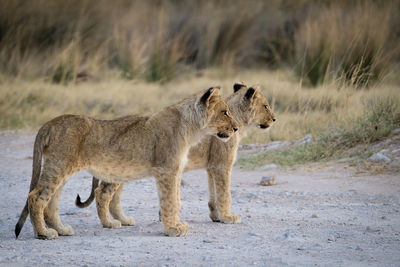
[[233, 127, 238, 132], [272, 118, 276, 122]]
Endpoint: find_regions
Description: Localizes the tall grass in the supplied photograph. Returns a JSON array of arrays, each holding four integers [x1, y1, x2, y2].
[[0, 0, 398, 84], [294, 1, 398, 86]]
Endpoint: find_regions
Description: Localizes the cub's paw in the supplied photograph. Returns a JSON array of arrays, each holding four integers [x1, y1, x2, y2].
[[163, 221, 189, 237], [208, 202, 219, 222], [209, 212, 220, 222], [102, 219, 122, 229], [220, 214, 241, 224], [36, 228, 59, 240], [120, 216, 135, 226], [57, 224, 74, 236]]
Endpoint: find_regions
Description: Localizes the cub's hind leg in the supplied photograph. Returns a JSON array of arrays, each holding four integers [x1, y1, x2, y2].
[[44, 181, 74, 236], [109, 183, 135, 226], [28, 161, 72, 239], [95, 182, 122, 228]]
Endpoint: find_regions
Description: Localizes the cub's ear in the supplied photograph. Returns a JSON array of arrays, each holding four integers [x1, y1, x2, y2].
[[233, 82, 246, 93], [245, 87, 256, 100], [201, 86, 221, 107]]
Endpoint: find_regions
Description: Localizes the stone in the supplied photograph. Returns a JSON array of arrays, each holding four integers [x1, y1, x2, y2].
[[260, 176, 277, 186], [392, 148, 400, 154], [365, 226, 380, 233], [391, 128, 400, 135], [261, 163, 278, 170], [369, 152, 391, 163]]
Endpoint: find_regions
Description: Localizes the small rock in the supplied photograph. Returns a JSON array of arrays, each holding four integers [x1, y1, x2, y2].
[[275, 230, 290, 241], [62, 208, 92, 216], [365, 226, 380, 233], [391, 128, 400, 135], [260, 176, 277, 186], [392, 148, 400, 154], [369, 152, 391, 163], [248, 232, 259, 236], [261, 163, 278, 170], [311, 214, 318, 218], [327, 236, 336, 242]]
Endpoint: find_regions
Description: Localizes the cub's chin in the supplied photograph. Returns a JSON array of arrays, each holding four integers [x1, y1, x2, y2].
[[258, 124, 270, 131], [216, 132, 232, 142]]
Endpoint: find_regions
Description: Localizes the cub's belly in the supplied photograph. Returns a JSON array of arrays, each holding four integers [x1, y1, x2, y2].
[[88, 163, 151, 183]]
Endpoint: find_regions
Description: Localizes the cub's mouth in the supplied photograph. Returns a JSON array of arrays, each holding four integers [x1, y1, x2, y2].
[[216, 132, 231, 141]]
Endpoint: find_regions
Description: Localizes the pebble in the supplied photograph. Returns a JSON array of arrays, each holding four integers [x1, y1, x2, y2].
[[260, 176, 277, 186], [311, 214, 318, 218], [366, 226, 380, 233], [261, 164, 278, 170], [391, 128, 400, 134], [248, 232, 259, 236], [275, 230, 291, 241], [62, 208, 92, 216]]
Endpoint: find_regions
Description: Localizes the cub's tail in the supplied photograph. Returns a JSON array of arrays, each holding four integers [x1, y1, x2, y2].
[[75, 177, 99, 208], [15, 127, 50, 238]]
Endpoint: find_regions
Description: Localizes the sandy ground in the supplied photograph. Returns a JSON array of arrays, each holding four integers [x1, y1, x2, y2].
[[0, 131, 399, 266]]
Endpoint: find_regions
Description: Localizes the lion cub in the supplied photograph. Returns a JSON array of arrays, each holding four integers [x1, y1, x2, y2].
[[76, 83, 275, 227], [15, 87, 238, 239]]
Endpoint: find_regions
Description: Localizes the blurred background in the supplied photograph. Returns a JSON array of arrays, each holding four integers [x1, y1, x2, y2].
[[0, 0, 399, 163]]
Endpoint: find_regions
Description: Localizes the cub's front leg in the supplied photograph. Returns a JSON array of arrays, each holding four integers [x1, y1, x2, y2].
[[154, 169, 188, 237], [207, 166, 241, 224]]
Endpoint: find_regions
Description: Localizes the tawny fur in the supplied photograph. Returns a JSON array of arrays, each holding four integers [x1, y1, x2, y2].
[[76, 83, 275, 227], [15, 87, 238, 239]]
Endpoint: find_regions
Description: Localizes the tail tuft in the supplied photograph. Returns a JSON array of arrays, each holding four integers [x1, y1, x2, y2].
[[75, 177, 99, 208], [15, 222, 22, 238], [75, 194, 84, 207]]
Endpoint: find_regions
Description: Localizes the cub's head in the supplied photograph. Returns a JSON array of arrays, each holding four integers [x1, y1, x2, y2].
[[231, 82, 276, 130], [199, 86, 238, 141]]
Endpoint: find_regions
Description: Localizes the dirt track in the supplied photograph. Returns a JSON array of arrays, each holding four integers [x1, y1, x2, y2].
[[1, 131, 399, 266]]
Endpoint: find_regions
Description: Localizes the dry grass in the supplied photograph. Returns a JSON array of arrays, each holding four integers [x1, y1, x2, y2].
[[294, 1, 398, 86], [2, 69, 399, 144]]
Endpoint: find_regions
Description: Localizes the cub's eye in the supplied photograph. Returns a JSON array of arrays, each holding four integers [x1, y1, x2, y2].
[[264, 105, 269, 110], [223, 110, 228, 116]]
